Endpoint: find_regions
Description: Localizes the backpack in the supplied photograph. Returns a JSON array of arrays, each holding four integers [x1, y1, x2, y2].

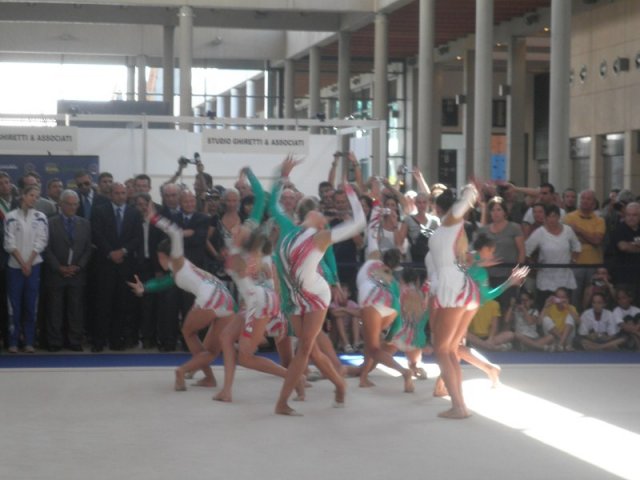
[[408, 215, 437, 262]]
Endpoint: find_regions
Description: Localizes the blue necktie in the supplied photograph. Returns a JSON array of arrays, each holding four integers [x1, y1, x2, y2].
[[116, 207, 123, 236], [65, 217, 74, 242], [83, 195, 91, 219]]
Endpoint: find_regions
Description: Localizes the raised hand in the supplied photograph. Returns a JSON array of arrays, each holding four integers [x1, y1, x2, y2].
[[281, 154, 303, 177], [509, 265, 530, 287]]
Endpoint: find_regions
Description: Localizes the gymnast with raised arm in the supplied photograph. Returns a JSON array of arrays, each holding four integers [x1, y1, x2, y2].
[[271, 156, 366, 416], [128, 203, 237, 392]]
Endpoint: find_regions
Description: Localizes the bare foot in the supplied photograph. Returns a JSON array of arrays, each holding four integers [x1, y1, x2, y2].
[[184, 371, 194, 380], [213, 390, 232, 402], [433, 377, 448, 397], [174, 369, 187, 391], [359, 377, 375, 388], [411, 367, 428, 380], [193, 377, 217, 388], [294, 377, 306, 401], [438, 407, 471, 419], [333, 382, 346, 407], [403, 370, 415, 393], [488, 364, 501, 388], [275, 404, 303, 416]]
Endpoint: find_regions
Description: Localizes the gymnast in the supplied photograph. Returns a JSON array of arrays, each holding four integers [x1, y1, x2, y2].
[[214, 167, 305, 402], [128, 204, 237, 392], [270, 156, 366, 416]]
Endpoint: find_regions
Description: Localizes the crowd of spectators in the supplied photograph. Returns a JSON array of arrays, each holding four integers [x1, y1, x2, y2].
[[1, 155, 639, 355]]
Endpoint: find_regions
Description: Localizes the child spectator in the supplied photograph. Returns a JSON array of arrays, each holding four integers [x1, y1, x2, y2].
[[581, 267, 616, 311], [328, 284, 362, 353], [540, 287, 580, 351], [466, 299, 515, 351], [508, 290, 555, 351], [578, 292, 624, 351], [612, 288, 640, 350]]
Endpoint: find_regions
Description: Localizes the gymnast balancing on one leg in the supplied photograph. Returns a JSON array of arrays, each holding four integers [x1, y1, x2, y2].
[[128, 204, 238, 391], [270, 156, 366, 416]]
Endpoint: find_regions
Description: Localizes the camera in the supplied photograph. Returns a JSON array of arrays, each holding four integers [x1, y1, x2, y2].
[[381, 207, 392, 216], [178, 152, 201, 167]]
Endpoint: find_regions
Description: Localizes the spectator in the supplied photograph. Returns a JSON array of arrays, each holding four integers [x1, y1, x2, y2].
[[562, 188, 577, 213], [19, 172, 57, 218], [495, 181, 528, 224], [466, 299, 514, 351], [613, 288, 640, 350], [577, 292, 624, 351], [328, 283, 361, 353], [509, 290, 555, 351], [401, 192, 440, 264], [75, 170, 109, 220], [97, 172, 113, 196], [582, 267, 616, 311], [540, 287, 579, 351], [522, 202, 546, 239], [45, 178, 63, 210], [43, 190, 91, 351], [330, 189, 365, 292], [0, 170, 18, 349], [563, 189, 605, 307], [196, 160, 213, 190], [124, 178, 136, 205], [160, 183, 181, 217], [521, 182, 566, 227], [525, 204, 581, 309], [133, 192, 164, 349], [0, 170, 18, 216], [475, 196, 525, 308], [611, 202, 640, 301], [90, 182, 142, 351], [4, 185, 48, 353]]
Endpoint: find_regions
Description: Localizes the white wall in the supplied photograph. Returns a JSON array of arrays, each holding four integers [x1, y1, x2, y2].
[[76, 127, 343, 201]]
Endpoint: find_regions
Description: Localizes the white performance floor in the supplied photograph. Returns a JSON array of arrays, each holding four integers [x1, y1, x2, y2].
[[2, 362, 640, 480]]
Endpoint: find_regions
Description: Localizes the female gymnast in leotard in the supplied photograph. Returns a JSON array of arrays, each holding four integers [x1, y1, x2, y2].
[[128, 204, 237, 392], [426, 186, 480, 419], [356, 199, 414, 392], [214, 167, 305, 403], [430, 233, 529, 397], [271, 156, 366, 416]]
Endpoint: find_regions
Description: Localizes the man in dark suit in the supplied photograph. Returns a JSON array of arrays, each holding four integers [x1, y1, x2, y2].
[[153, 183, 182, 351], [91, 182, 142, 351], [0, 171, 19, 349], [132, 192, 164, 349], [75, 170, 109, 220], [43, 190, 92, 351]]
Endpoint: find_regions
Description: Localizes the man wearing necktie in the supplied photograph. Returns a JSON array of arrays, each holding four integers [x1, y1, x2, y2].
[[91, 182, 142, 352], [43, 190, 92, 352]]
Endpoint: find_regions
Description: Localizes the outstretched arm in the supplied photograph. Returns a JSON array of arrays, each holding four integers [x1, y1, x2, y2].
[[329, 184, 366, 244], [243, 167, 265, 226]]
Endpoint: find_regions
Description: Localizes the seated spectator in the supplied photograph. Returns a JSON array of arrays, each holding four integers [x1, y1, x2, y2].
[[612, 288, 640, 351], [466, 299, 514, 351], [578, 292, 624, 351], [509, 290, 555, 351], [581, 267, 616, 311], [328, 284, 362, 353], [540, 287, 579, 352]]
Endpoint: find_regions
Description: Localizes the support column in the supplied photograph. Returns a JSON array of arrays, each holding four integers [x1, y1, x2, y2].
[[230, 88, 240, 129], [473, 0, 494, 180], [624, 130, 640, 194], [372, 13, 389, 177], [178, 5, 194, 128], [216, 95, 226, 129], [462, 51, 475, 185], [308, 47, 321, 133], [126, 58, 135, 101], [266, 69, 278, 119], [246, 80, 256, 129], [284, 59, 295, 119], [432, 64, 444, 183], [338, 31, 351, 153], [417, 0, 436, 180], [163, 26, 175, 110], [589, 134, 604, 199], [548, 0, 571, 190], [507, 36, 527, 186], [136, 55, 147, 102]]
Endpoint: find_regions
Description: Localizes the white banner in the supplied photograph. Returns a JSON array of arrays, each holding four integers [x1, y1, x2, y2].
[[202, 130, 309, 155], [0, 127, 78, 153]]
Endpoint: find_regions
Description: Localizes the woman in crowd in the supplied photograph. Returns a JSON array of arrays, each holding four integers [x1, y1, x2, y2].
[[4, 185, 48, 353], [401, 192, 440, 264], [128, 204, 237, 391], [475, 196, 525, 309], [270, 156, 366, 416], [525, 204, 581, 309]]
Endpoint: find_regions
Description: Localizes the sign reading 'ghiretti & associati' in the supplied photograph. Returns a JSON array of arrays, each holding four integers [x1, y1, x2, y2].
[[202, 130, 309, 155], [0, 127, 78, 152]]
